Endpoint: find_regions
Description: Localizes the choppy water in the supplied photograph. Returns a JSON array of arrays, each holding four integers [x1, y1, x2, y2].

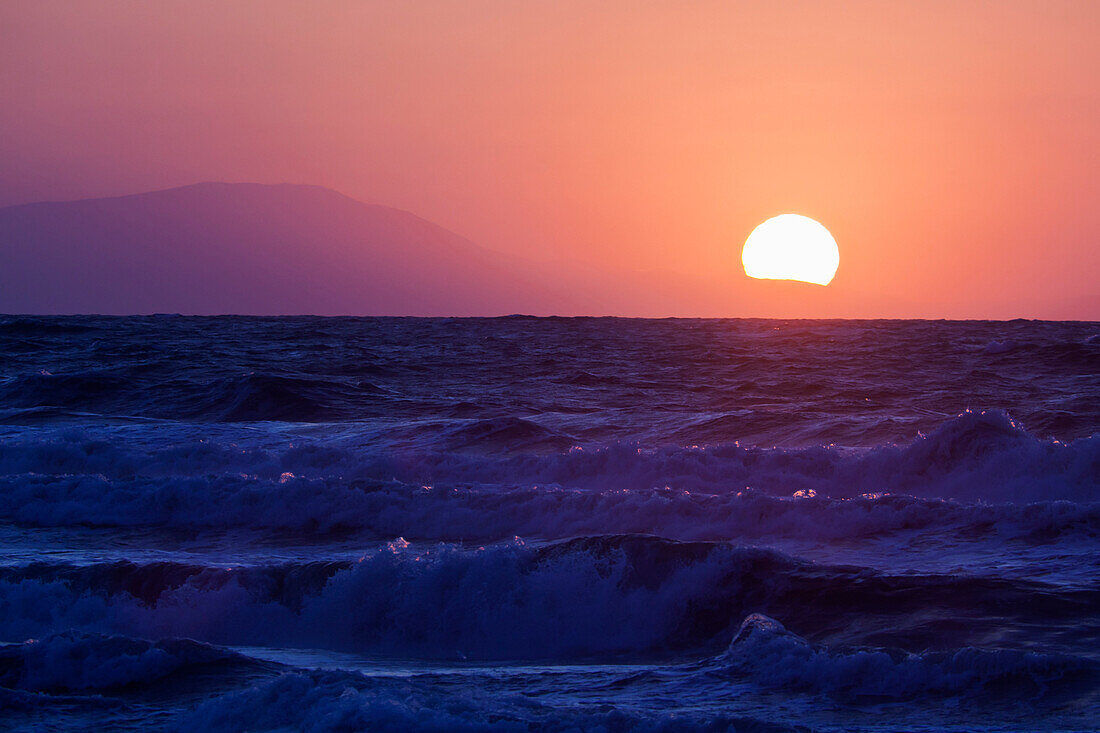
[[0, 315, 1098, 732]]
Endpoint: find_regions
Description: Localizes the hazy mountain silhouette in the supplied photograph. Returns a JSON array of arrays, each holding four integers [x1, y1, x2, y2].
[[0, 182, 568, 315]]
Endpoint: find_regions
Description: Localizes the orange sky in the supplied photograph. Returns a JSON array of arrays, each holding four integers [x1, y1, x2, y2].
[[1, 1, 1098, 317]]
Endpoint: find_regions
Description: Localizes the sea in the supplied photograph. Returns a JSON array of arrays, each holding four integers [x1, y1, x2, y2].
[[0, 315, 1097, 732]]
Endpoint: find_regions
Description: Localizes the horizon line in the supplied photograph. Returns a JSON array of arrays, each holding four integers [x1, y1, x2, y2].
[[2, 312, 1096, 324]]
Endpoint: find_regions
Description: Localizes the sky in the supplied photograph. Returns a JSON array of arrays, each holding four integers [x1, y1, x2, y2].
[[1, 0, 1098, 318]]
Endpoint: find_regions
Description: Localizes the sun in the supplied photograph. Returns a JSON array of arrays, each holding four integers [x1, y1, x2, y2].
[[742, 214, 839, 286]]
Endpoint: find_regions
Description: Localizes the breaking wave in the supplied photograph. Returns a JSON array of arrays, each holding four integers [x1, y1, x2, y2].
[[0, 537, 1095, 661]]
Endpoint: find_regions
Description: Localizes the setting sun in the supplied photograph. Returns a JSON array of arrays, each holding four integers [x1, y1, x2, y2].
[[742, 214, 840, 286]]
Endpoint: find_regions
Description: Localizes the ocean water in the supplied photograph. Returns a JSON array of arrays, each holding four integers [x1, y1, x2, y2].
[[0, 315, 1097, 732]]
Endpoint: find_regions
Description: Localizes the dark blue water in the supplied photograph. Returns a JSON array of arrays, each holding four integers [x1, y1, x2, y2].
[[0, 316, 1098, 732]]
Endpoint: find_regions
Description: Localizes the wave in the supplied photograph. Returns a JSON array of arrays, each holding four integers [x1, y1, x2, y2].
[[0, 370, 389, 423], [717, 613, 1098, 701], [2, 469, 1098, 542], [0, 412, 1095, 539], [437, 416, 576, 452], [0, 318, 98, 336], [186, 373, 388, 423], [174, 666, 808, 733], [0, 371, 133, 415], [1, 538, 1094, 660], [2, 625, 1091, 732], [0, 630, 254, 693], [3, 622, 1091, 731], [2, 317, 1098, 446]]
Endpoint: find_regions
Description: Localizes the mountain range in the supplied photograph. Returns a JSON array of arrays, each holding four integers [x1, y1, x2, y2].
[[0, 182, 568, 315]]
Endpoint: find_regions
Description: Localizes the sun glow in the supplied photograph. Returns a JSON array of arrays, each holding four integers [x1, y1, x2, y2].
[[742, 214, 839, 286]]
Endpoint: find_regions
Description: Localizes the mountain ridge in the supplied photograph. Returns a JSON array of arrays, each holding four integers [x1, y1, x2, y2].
[[0, 182, 566, 316]]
